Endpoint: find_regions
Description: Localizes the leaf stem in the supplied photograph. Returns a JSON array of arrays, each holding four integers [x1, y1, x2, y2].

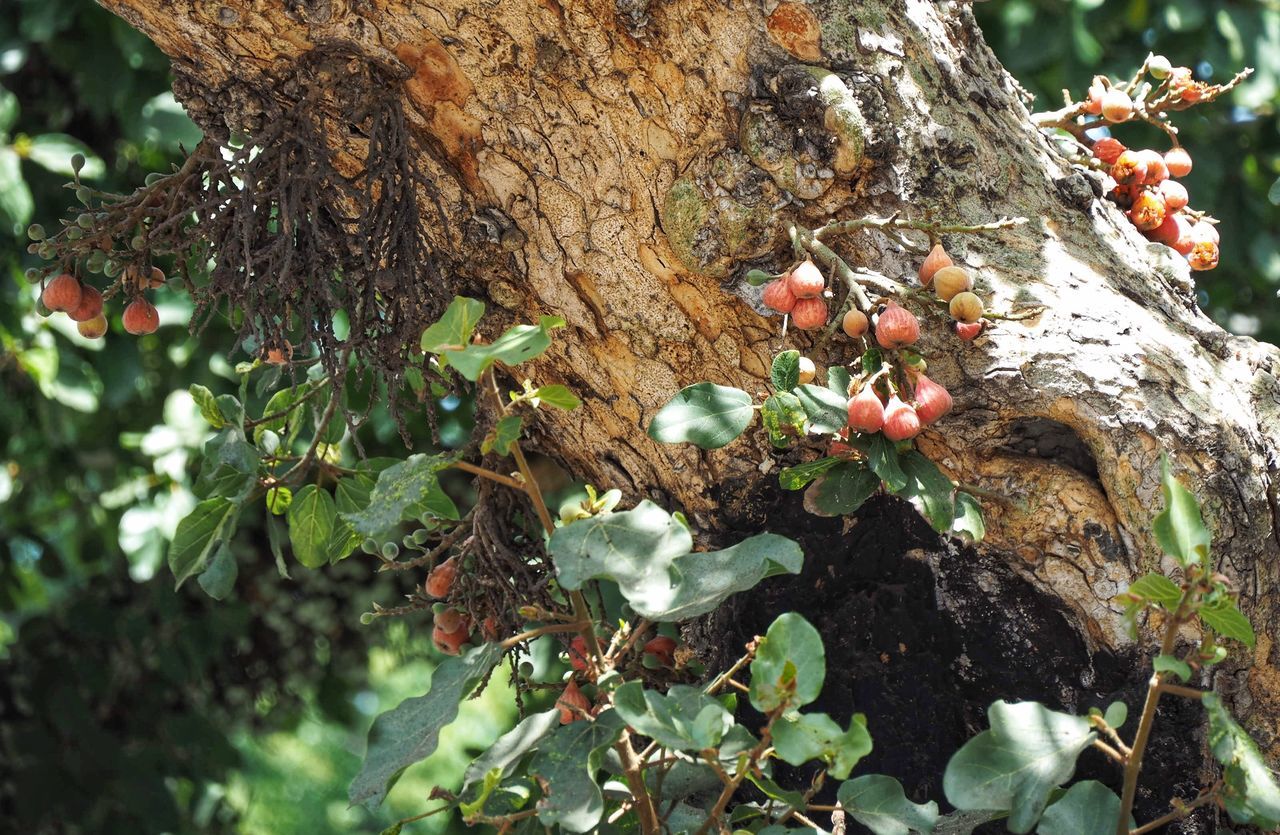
[[451, 460, 525, 491], [1155, 682, 1204, 700]]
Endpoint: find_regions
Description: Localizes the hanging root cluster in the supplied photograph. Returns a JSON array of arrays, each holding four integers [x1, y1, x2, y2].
[[27, 45, 455, 423]]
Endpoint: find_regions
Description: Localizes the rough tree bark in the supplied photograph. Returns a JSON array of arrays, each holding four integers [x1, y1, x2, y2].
[[97, 0, 1280, 827]]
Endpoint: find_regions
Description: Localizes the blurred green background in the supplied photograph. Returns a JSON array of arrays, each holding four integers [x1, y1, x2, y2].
[[1, 0, 1277, 833]]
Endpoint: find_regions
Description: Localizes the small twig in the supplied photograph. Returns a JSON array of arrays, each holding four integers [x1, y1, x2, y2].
[[1128, 782, 1222, 835], [501, 621, 592, 650], [452, 460, 525, 491], [1093, 739, 1126, 765], [1155, 682, 1205, 701]]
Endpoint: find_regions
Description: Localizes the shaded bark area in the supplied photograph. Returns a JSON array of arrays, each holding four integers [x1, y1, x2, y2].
[[98, 0, 1280, 781]]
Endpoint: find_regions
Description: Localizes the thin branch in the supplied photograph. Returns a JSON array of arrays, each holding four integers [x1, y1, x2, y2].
[[1129, 782, 1222, 835], [451, 459, 525, 491]]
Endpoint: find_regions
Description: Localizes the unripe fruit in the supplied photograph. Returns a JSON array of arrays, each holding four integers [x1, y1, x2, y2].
[[77, 314, 108, 339], [881, 396, 922, 442], [846, 384, 885, 434], [797, 356, 816, 385], [875, 302, 919, 349], [432, 621, 469, 655], [911, 374, 953, 426], [1148, 55, 1173, 79], [790, 297, 828, 330], [41, 274, 82, 312], [1164, 147, 1192, 178], [918, 243, 953, 285], [762, 279, 797, 314], [122, 298, 160, 335], [643, 636, 677, 667], [1092, 137, 1127, 165], [557, 679, 591, 724], [954, 321, 983, 341], [1157, 180, 1188, 212], [68, 285, 104, 322], [842, 308, 869, 338], [786, 260, 825, 298], [1188, 241, 1219, 271], [1085, 84, 1104, 115], [949, 291, 984, 324], [1111, 151, 1148, 185], [435, 608, 467, 633], [424, 557, 458, 598], [1101, 89, 1133, 123], [1128, 191, 1166, 232], [1137, 150, 1168, 184], [932, 266, 973, 302]]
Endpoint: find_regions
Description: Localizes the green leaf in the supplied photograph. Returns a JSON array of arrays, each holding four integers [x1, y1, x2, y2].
[[803, 460, 879, 517], [549, 501, 802, 621], [773, 712, 872, 779], [460, 710, 560, 801], [1102, 701, 1127, 730], [1152, 654, 1192, 683], [349, 642, 505, 808], [1202, 692, 1280, 829], [749, 612, 825, 712], [866, 432, 908, 492], [25, 134, 105, 178], [0, 87, 17, 134], [861, 347, 884, 376], [779, 457, 841, 491], [1268, 176, 1280, 206], [168, 498, 239, 589], [837, 774, 940, 835], [197, 543, 238, 600], [253, 381, 317, 444], [795, 384, 849, 434], [899, 451, 956, 533], [421, 296, 486, 352], [647, 383, 755, 450], [265, 485, 292, 516], [0, 146, 33, 229], [442, 315, 565, 381], [482, 415, 523, 456], [933, 809, 1007, 834], [942, 701, 1095, 834], [953, 492, 986, 542], [762, 392, 806, 448], [1152, 457, 1210, 568], [1035, 781, 1126, 835], [194, 430, 260, 503], [189, 384, 226, 428], [1127, 573, 1183, 610], [1200, 600, 1254, 647], [772, 350, 801, 391], [288, 485, 338, 569], [528, 710, 625, 832], [341, 453, 458, 536], [745, 268, 773, 286], [613, 682, 733, 751], [532, 384, 581, 410], [828, 365, 852, 397], [745, 772, 808, 811], [215, 394, 245, 428]]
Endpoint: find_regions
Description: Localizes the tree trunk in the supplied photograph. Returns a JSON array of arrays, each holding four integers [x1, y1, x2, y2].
[[98, 0, 1280, 824]]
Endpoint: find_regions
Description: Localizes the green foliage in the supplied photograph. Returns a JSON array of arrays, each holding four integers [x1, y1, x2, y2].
[[1152, 457, 1211, 568], [442, 315, 565, 381], [612, 682, 734, 751], [1034, 781, 1125, 835], [1203, 693, 1280, 828], [647, 382, 755, 449], [772, 711, 872, 779], [526, 711, 625, 832], [749, 612, 826, 712], [771, 349, 801, 391], [342, 453, 458, 536], [836, 774, 939, 835], [803, 460, 880, 516]]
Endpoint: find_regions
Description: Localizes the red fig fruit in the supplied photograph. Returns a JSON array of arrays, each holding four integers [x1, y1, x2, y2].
[[919, 244, 953, 286], [557, 679, 591, 724], [882, 396, 922, 442], [791, 297, 828, 330], [912, 374, 953, 426], [875, 302, 919, 349], [846, 384, 885, 434], [762, 279, 797, 313], [41, 274, 82, 312], [785, 260, 825, 299]]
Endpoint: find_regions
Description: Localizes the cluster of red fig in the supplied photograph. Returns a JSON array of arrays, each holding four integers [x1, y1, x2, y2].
[[558, 634, 678, 724], [423, 557, 503, 655], [1081, 57, 1220, 271], [37, 270, 164, 337]]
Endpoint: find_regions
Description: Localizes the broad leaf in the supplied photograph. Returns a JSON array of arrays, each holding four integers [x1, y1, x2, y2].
[[288, 485, 337, 569], [899, 451, 956, 533], [1203, 692, 1280, 829], [1035, 781, 1126, 835], [933, 810, 1006, 834], [25, 134, 105, 178], [750, 612, 825, 712], [866, 433, 908, 492], [1152, 457, 1210, 568], [442, 316, 566, 381], [795, 383, 848, 434], [953, 492, 986, 542], [828, 365, 852, 397], [1153, 654, 1191, 682], [482, 415, 523, 456], [532, 384, 581, 410], [349, 642, 505, 807], [837, 774, 939, 835], [612, 682, 732, 751], [549, 501, 802, 621], [460, 709, 559, 801], [773, 712, 872, 779], [1102, 701, 1128, 730], [0, 146, 33, 228], [189, 384, 225, 428], [169, 497, 239, 589], [803, 460, 879, 517], [772, 350, 801, 391], [529, 710, 625, 832], [1200, 600, 1255, 647], [421, 296, 486, 352], [253, 381, 318, 444], [194, 430, 260, 503], [942, 701, 1094, 833], [762, 392, 806, 448], [215, 394, 245, 428], [1126, 573, 1182, 610], [342, 453, 458, 536], [648, 383, 755, 450], [197, 543, 238, 600], [780, 457, 841, 491]]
